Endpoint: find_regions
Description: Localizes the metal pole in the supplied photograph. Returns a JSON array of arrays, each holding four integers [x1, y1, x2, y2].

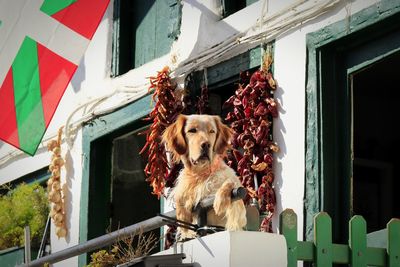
[[19, 210, 176, 267], [24, 226, 31, 264], [18, 187, 246, 267], [37, 215, 51, 259]]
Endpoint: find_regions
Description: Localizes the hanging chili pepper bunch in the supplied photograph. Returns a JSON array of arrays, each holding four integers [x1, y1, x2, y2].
[[224, 53, 279, 232], [139, 67, 185, 250], [47, 127, 67, 238], [139, 66, 184, 198]]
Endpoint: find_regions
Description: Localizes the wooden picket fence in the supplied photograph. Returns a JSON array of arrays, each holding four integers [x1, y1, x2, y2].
[[279, 209, 400, 267]]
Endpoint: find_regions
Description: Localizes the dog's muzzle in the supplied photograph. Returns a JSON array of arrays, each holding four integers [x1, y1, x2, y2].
[[191, 142, 211, 165]]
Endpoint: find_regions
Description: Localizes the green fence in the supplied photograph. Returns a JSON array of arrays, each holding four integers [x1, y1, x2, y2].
[[280, 209, 400, 267], [0, 247, 39, 267], [0, 247, 25, 267]]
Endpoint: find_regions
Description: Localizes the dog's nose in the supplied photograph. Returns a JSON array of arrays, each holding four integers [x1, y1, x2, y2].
[[201, 142, 210, 150]]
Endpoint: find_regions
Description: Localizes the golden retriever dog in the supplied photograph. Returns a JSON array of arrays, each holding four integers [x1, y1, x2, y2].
[[162, 114, 247, 240]]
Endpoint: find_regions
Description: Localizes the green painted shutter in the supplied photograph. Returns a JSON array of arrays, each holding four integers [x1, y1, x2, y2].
[[112, 0, 181, 76]]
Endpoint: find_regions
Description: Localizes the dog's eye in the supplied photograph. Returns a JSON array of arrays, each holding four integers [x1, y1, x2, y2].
[[188, 128, 197, 133], [209, 129, 215, 134]]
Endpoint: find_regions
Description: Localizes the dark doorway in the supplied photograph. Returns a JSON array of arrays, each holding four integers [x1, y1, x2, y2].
[[111, 126, 160, 232], [352, 51, 400, 233], [87, 121, 160, 254]]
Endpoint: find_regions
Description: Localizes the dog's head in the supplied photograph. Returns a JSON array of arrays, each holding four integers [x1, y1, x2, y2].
[[162, 114, 233, 169]]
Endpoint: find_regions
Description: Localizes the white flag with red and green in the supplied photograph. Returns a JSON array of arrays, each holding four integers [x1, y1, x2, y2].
[[0, 0, 110, 155]]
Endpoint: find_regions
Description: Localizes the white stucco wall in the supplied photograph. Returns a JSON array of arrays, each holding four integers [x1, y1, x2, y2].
[[0, 0, 381, 266]]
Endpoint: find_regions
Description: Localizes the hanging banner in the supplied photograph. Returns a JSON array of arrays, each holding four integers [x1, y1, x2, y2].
[[0, 0, 110, 155]]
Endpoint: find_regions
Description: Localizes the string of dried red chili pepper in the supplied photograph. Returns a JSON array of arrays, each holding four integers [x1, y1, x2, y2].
[[139, 66, 184, 198], [139, 66, 186, 250], [224, 53, 279, 232]]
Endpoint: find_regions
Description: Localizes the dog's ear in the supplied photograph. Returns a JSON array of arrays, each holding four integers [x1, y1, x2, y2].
[[162, 114, 187, 160], [213, 116, 233, 155]]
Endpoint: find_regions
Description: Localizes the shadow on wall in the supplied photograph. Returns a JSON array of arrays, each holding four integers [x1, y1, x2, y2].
[[0, 145, 48, 174], [71, 56, 85, 93], [185, 0, 239, 62], [63, 149, 75, 243], [271, 84, 287, 232], [69, 1, 112, 91]]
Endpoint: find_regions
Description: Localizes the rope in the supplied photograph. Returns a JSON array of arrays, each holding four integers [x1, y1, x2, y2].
[[0, 0, 342, 168]]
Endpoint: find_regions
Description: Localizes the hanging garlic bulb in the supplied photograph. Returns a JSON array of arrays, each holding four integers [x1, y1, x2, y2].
[[56, 227, 67, 238], [47, 127, 67, 239], [52, 181, 61, 191], [53, 203, 62, 212], [53, 213, 64, 224], [48, 191, 61, 202]]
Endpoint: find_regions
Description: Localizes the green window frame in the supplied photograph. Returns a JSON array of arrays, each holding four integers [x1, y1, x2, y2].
[[305, 0, 400, 242], [112, 0, 182, 76]]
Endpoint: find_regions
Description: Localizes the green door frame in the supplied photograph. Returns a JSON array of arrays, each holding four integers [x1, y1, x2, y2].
[[79, 95, 154, 266], [305, 0, 400, 241]]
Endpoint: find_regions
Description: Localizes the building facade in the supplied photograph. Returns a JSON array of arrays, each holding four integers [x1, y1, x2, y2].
[[1, 0, 399, 266]]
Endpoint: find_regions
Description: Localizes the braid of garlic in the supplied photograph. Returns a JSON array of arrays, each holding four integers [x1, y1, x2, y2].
[[47, 127, 67, 238]]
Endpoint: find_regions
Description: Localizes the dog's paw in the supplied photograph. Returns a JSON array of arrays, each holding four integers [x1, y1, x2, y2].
[[213, 195, 230, 216], [225, 201, 247, 231], [214, 182, 235, 216]]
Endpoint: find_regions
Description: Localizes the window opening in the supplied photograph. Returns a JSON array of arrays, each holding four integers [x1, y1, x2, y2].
[[110, 126, 160, 234], [88, 121, 160, 254], [221, 0, 258, 18], [352, 51, 400, 233], [112, 0, 181, 76]]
